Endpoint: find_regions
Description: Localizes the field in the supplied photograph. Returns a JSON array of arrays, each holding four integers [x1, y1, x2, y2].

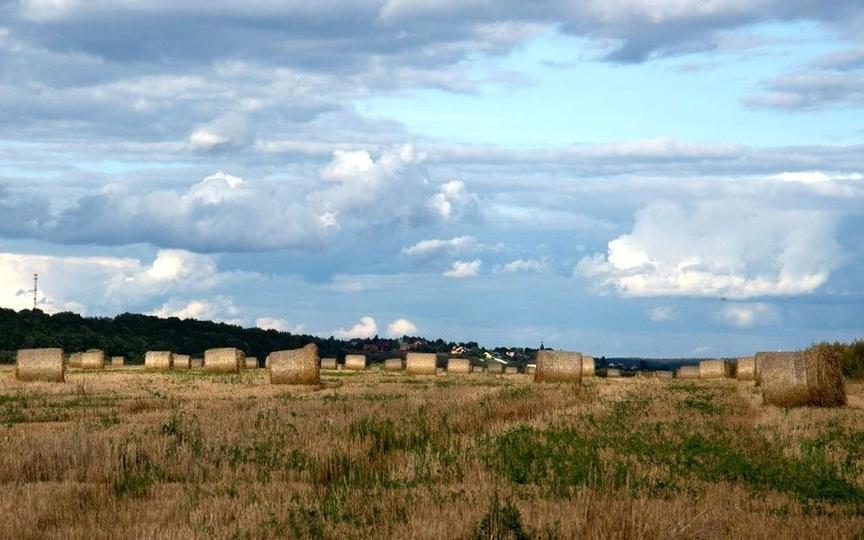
[[0, 367, 862, 539]]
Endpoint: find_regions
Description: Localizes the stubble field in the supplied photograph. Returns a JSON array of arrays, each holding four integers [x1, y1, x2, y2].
[[0, 366, 862, 539]]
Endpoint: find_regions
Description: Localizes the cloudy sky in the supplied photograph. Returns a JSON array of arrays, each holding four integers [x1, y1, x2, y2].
[[1, 0, 863, 356]]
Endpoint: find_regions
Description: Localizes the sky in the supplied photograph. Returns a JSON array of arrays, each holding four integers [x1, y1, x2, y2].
[[1, 0, 863, 357]]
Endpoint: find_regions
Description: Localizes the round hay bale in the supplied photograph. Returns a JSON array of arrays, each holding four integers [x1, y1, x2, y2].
[[320, 357, 338, 370], [761, 345, 846, 408], [535, 350, 582, 383], [16, 348, 65, 382], [654, 370, 674, 379], [504, 366, 518, 374], [68, 352, 83, 368], [699, 359, 731, 379], [384, 358, 403, 371], [344, 355, 367, 371], [190, 358, 203, 368], [471, 365, 485, 373], [676, 366, 700, 379], [406, 353, 437, 375], [754, 352, 793, 386], [736, 356, 756, 381], [606, 368, 621, 378], [110, 356, 124, 367], [582, 355, 596, 377], [525, 364, 537, 375], [245, 357, 259, 369], [205, 348, 243, 373], [145, 351, 174, 370], [81, 349, 105, 370], [269, 344, 320, 385], [173, 354, 191, 369], [447, 358, 471, 374], [487, 362, 505, 375]]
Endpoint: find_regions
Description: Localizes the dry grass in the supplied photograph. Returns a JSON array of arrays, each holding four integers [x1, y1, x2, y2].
[[0, 366, 861, 539]]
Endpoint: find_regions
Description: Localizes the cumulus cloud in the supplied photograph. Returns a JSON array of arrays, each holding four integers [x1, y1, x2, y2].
[[401, 235, 499, 260], [255, 317, 305, 334], [386, 318, 418, 337], [492, 258, 549, 274], [332, 316, 378, 339], [576, 200, 843, 299], [444, 259, 482, 278], [716, 302, 779, 327], [427, 180, 481, 224], [188, 112, 250, 151]]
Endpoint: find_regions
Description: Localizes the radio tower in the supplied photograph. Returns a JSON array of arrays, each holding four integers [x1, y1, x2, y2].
[[32, 274, 38, 310]]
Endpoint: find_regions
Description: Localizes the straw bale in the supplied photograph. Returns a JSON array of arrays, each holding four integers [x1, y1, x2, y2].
[[487, 362, 504, 375], [406, 353, 437, 375], [16, 348, 65, 382], [205, 348, 243, 373], [145, 351, 174, 370], [269, 344, 320, 385], [761, 345, 846, 407], [472, 365, 485, 373], [110, 356, 124, 367], [190, 358, 203, 368], [525, 364, 536, 375], [320, 357, 338, 370], [173, 355, 191, 369], [68, 352, 82, 368], [245, 357, 259, 369], [535, 350, 582, 383], [447, 358, 471, 374], [504, 366, 518, 374], [754, 352, 793, 386], [582, 355, 596, 377], [384, 358, 403, 371], [699, 359, 731, 379], [677, 365, 700, 379], [344, 354, 367, 371], [81, 349, 105, 370], [736, 356, 756, 381], [606, 368, 621, 378], [654, 370, 674, 379]]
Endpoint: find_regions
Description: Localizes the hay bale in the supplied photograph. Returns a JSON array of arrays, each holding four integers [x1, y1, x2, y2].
[[145, 351, 174, 370], [505, 366, 518, 374], [173, 355, 191, 369], [245, 357, 259, 369], [344, 354, 367, 371], [654, 370, 674, 379], [487, 362, 504, 375], [525, 364, 536, 375], [472, 365, 485, 373], [582, 355, 596, 377], [754, 352, 794, 386], [384, 358, 403, 371], [406, 353, 437, 375], [205, 348, 243, 373], [68, 352, 82, 368], [606, 368, 621, 378], [190, 358, 203, 368], [699, 359, 731, 379], [736, 356, 756, 381], [110, 356, 124, 367], [447, 358, 471, 374], [535, 350, 582, 383], [269, 344, 320, 385], [320, 357, 338, 370], [16, 348, 65, 382], [81, 349, 105, 370], [677, 366, 700, 379], [761, 345, 846, 408]]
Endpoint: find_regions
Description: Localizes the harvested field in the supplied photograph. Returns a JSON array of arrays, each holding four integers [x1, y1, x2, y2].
[[0, 368, 861, 538]]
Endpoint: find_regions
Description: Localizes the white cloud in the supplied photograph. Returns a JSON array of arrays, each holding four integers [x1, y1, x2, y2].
[[444, 259, 481, 278], [332, 315, 378, 339], [255, 317, 305, 334], [717, 302, 779, 327], [577, 201, 843, 299], [401, 235, 499, 259], [150, 296, 242, 324], [647, 306, 677, 322], [386, 318, 418, 337], [493, 258, 549, 274], [428, 180, 480, 224], [188, 112, 250, 151]]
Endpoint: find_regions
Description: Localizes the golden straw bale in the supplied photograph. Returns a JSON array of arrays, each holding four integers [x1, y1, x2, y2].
[[699, 359, 731, 379], [16, 348, 65, 382], [525, 364, 536, 375], [173, 355, 191, 369], [761, 345, 846, 408], [582, 355, 596, 377], [472, 365, 485, 373], [447, 358, 471, 374], [505, 366, 518, 374], [269, 344, 320, 385], [535, 350, 582, 383], [736, 356, 756, 381], [677, 366, 700, 379], [654, 370, 674, 379], [81, 349, 105, 370], [406, 353, 437, 375], [110, 356, 124, 367], [487, 362, 504, 375], [245, 357, 259, 369], [344, 355, 367, 371], [606, 368, 621, 378], [320, 357, 338, 370], [145, 351, 174, 370], [754, 352, 792, 386], [384, 358, 403, 371], [190, 358, 203, 368], [68, 352, 82, 368], [205, 348, 243, 373]]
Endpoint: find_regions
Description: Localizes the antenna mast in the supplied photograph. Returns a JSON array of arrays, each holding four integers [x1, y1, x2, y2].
[[33, 274, 38, 310]]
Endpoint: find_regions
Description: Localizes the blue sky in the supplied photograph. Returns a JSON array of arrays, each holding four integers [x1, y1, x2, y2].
[[1, 0, 863, 357]]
